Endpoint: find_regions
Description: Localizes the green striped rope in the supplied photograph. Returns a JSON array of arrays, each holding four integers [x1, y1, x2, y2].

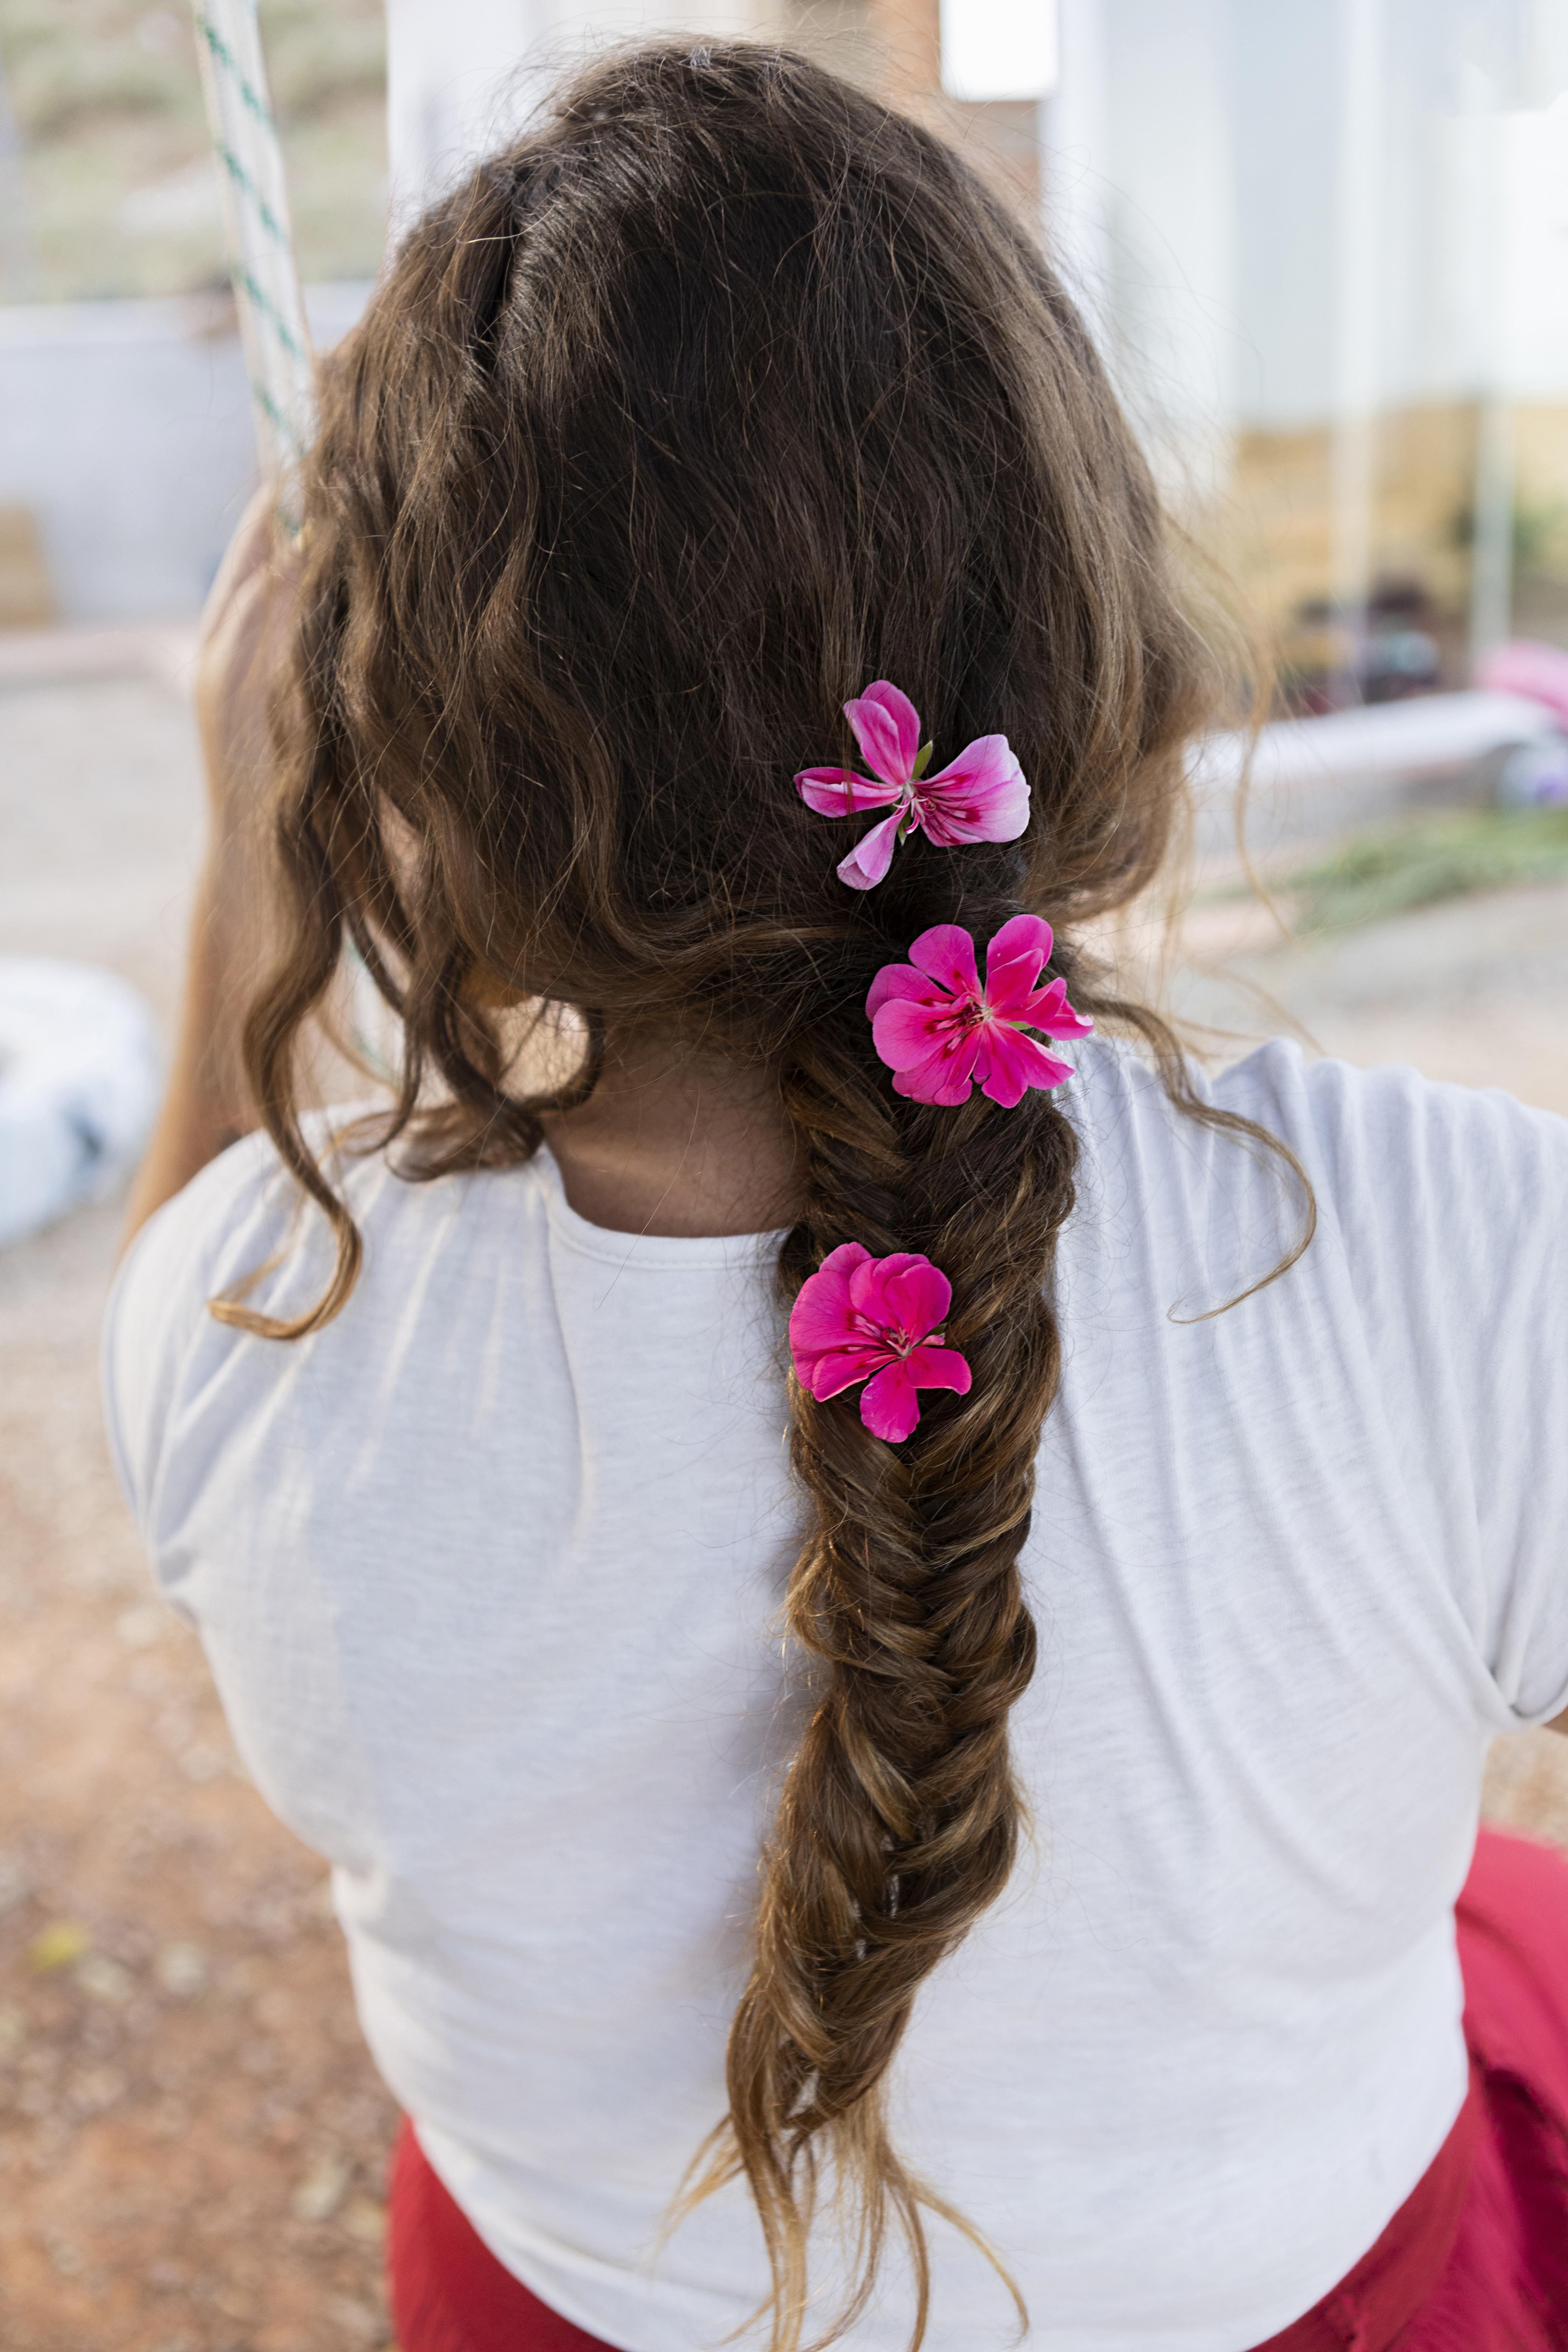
[[214, 138, 295, 265], [196, 18, 271, 135], [189, 0, 315, 523]]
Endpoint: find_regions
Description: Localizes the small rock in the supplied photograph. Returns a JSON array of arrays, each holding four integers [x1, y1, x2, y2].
[[116, 1600, 168, 1648], [66, 2064, 127, 2116], [153, 1941, 208, 1999], [75, 1953, 134, 2004], [252, 1986, 295, 2030], [219, 1956, 267, 2000], [324, 2294, 381, 2342], [290, 2151, 351, 2222], [341, 2194, 386, 2245], [28, 1920, 89, 1974]]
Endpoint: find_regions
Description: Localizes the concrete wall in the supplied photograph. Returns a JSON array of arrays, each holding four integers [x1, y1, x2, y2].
[[0, 284, 370, 624]]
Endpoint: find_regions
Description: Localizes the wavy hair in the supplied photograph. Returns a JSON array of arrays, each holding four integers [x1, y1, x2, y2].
[[224, 42, 1302, 2349]]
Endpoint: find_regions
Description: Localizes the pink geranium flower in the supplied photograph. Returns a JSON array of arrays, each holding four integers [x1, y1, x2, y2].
[[867, 917, 1093, 1108], [788, 1244, 973, 1443], [795, 681, 1030, 890]]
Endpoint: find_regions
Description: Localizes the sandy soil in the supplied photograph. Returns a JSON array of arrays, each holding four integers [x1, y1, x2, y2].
[[2, 649, 1568, 2350]]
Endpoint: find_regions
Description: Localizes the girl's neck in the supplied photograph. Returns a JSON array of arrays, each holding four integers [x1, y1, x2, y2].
[[539, 1032, 805, 1239]]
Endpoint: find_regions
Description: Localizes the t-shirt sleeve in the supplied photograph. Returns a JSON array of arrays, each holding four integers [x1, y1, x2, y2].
[[102, 1131, 293, 1591], [1223, 1044, 1568, 1727]]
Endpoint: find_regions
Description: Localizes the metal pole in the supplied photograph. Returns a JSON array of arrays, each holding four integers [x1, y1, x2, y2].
[[0, 50, 41, 301], [1329, 0, 1383, 708], [1038, 0, 1109, 348], [1468, 96, 1516, 666]]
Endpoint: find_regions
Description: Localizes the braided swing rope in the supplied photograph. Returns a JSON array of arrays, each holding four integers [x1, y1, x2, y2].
[[190, 1, 404, 1077], [190, 0, 315, 528]]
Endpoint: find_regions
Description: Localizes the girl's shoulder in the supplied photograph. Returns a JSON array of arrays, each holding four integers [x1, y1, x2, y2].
[[1074, 1029, 1568, 1258], [1066, 1029, 1568, 1442], [101, 1112, 554, 1526], [108, 1106, 479, 1321], [1070, 1035, 1568, 1727]]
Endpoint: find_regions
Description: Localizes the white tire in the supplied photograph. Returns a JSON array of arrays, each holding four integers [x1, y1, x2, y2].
[[0, 959, 161, 1249]]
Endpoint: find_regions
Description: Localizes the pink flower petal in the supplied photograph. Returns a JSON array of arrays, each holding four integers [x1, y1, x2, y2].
[[918, 737, 1030, 846], [866, 963, 938, 1020], [822, 1242, 884, 1279], [870, 994, 961, 1072], [983, 916, 1053, 1013], [907, 923, 981, 999], [879, 1257, 952, 1343], [845, 1251, 926, 1326], [796, 767, 903, 818], [859, 1343, 972, 1441], [845, 682, 920, 788], [901, 1342, 973, 1397], [1025, 975, 1095, 1040], [850, 1258, 899, 1320], [891, 1036, 983, 1105], [987, 913, 1054, 972], [803, 1342, 896, 1401], [870, 992, 985, 1101], [788, 1243, 874, 1381], [973, 1023, 1076, 1107], [836, 810, 905, 890], [984, 957, 1045, 1018], [859, 1359, 924, 1442], [819, 1241, 875, 1280]]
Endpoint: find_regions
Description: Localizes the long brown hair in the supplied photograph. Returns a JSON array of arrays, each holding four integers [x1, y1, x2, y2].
[[226, 42, 1296, 2348]]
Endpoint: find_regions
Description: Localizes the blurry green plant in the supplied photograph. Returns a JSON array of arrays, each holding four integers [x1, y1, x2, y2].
[[1278, 804, 1568, 932], [253, 3, 387, 123], [9, 41, 183, 138], [0, 0, 386, 300]]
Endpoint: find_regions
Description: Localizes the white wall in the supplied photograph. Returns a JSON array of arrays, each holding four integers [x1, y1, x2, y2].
[[385, 0, 761, 234], [1043, 0, 1568, 441], [0, 284, 369, 623], [1102, 0, 1237, 492]]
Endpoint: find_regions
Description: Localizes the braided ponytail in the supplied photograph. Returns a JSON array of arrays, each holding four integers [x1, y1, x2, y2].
[[658, 826, 1078, 2343]]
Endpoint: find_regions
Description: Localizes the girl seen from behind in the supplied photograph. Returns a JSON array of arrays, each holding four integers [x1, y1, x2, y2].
[[107, 42, 1568, 2352]]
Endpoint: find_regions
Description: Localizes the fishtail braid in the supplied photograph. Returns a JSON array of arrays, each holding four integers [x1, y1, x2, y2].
[[696, 889, 1081, 2350]]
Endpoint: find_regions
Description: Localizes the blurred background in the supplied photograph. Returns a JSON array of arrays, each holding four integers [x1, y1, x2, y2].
[[4, 4, 1568, 2348]]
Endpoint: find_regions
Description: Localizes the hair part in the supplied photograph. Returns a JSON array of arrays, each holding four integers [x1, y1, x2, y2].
[[220, 41, 1302, 2347]]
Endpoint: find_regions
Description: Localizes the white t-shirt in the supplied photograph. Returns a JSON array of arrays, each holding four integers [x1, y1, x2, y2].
[[103, 1038, 1568, 2352]]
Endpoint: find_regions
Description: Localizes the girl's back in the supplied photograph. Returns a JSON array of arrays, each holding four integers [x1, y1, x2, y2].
[[106, 1030, 1568, 2348]]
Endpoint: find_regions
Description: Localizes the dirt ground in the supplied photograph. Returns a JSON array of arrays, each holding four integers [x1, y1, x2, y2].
[[3, 640, 1568, 2350], [1, 646, 398, 2352]]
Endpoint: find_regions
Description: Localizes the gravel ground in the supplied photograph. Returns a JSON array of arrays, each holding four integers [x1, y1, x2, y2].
[[2, 651, 1567, 2349]]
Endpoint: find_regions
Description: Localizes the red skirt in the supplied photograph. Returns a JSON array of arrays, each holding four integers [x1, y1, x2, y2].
[[387, 1828, 1568, 2352]]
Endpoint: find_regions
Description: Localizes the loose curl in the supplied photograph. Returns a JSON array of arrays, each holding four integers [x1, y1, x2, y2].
[[222, 43, 1304, 2349]]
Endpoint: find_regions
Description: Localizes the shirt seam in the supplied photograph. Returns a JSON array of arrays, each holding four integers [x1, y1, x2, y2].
[[540, 1218, 780, 1272]]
